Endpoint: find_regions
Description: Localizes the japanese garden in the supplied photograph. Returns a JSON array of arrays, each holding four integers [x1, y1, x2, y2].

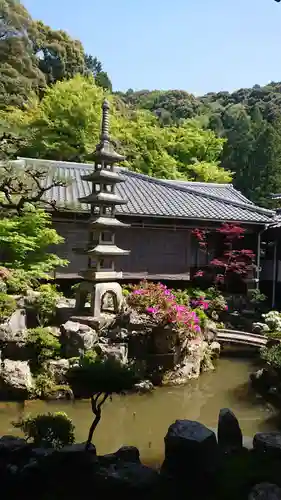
[[2, 1, 281, 499]]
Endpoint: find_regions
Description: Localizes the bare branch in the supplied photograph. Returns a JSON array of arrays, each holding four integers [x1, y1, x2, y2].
[[0, 161, 72, 214]]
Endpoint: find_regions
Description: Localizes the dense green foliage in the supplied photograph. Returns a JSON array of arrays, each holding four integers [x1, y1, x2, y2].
[[0, 0, 111, 110], [119, 84, 281, 206], [2, 1, 281, 204], [26, 284, 62, 326], [260, 343, 281, 371], [1, 75, 230, 182], [0, 160, 69, 290], [26, 327, 61, 365], [13, 411, 75, 448], [0, 292, 16, 320]]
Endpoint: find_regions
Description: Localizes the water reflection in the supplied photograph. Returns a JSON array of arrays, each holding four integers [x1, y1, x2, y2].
[[0, 358, 278, 464]]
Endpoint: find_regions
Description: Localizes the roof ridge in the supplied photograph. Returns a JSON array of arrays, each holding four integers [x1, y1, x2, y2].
[[18, 157, 94, 169], [168, 180, 233, 188], [122, 169, 274, 216]]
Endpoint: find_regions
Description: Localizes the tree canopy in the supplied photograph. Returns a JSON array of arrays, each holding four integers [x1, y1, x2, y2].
[[2, 1, 281, 203], [119, 82, 281, 206], [0, 0, 111, 110], [1, 75, 230, 183]]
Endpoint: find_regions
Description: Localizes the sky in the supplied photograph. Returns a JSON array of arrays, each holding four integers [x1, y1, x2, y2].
[[22, 0, 281, 96]]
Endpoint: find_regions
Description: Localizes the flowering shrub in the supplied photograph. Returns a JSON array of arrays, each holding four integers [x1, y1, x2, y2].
[[253, 311, 281, 338], [255, 311, 281, 338], [188, 287, 228, 320], [262, 311, 281, 332], [127, 281, 201, 335]]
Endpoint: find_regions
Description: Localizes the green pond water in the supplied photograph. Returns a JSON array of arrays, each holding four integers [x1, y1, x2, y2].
[[0, 357, 278, 464]]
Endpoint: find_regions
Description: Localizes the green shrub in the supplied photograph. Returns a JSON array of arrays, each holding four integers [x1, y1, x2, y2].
[[5, 269, 36, 295], [171, 288, 190, 306], [27, 327, 61, 367], [27, 284, 62, 326], [0, 292, 17, 322], [32, 372, 72, 399], [13, 412, 75, 449], [260, 344, 281, 371], [31, 372, 57, 399], [193, 307, 208, 328]]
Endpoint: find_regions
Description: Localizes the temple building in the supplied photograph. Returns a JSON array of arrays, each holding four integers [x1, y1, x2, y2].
[[16, 156, 276, 292]]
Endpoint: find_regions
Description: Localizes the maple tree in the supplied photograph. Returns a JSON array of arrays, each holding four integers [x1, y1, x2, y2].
[[192, 223, 256, 291]]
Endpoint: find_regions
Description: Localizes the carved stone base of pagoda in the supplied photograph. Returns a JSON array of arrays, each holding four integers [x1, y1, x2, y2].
[[74, 281, 124, 318]]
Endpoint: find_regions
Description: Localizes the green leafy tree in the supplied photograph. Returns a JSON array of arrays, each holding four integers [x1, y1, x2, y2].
[[68, 356, 139, 450], [0, 204, 67, 279], [0, 0, 46, 109], [247, 118, 281, 207], [119, 80, 281, 202], [84, 54, 112, 91], [3, 75, 231, 182], [32, 21, 86, 85], [0, 161, 69, 282]]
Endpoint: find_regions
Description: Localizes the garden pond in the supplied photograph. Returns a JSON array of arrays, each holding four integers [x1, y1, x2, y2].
[[0, 356, 279, 465]]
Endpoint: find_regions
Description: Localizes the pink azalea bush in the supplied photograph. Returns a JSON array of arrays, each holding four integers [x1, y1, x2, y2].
[[127, 281, 201, 336]]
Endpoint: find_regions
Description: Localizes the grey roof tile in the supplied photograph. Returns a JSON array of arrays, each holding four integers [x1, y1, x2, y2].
[[19, 158, 275, 224]]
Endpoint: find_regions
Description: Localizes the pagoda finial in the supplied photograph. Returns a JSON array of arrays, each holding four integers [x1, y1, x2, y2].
[[101, 99, 110, 143]]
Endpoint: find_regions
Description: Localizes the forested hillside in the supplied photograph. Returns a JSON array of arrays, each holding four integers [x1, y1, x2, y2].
[[118, 85, 281, 207], [1, 0, 281, 207]]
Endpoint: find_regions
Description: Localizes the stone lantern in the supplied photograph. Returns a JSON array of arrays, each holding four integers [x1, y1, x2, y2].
[[74, 99, 130, 318]]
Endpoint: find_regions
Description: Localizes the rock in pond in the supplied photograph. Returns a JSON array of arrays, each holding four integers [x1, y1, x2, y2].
[[114, 446, 140, 463], [209, 341, 221, 358], [218, 408, 243, 452], [133, 380, 154, 393], [0, 360, 33, 399], [253, 432, 281, 458], [248, 483, 281, 500], [162, 419, 218, 481], [61, 320, 98, 357]]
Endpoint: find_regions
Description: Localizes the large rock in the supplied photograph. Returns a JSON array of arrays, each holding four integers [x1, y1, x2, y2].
[[116, 309, 155, 333], [95, 461, 159, 494], [56, 297, 76, 324], [248, 483, 281, 500], [162, 419, 218, 482], [209, 341, 221, 358], [44, 359, 70, 384], [115, 446, 140, 463], [95, 342, 128, 364], [0, 309, 27, 338], [163, 339, 208, 385], [0, 360, 33, 398], [218, 408, 243, 452], [0, 309, 29, 360], [61, 320, 98, 357], [253, 432, 281, 458]]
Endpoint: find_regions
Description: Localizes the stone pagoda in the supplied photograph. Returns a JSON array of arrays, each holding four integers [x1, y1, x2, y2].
[[74, 99, 130, 318]]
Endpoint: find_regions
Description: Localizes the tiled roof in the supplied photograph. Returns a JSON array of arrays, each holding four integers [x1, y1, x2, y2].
[[166, 180, 255, 205], [19, 158, 275, 224]]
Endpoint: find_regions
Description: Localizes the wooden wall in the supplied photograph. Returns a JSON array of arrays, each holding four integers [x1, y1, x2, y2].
[[52, 219, 194, 278]]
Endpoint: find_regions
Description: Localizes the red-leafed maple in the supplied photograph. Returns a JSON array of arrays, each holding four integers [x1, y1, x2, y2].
[[192, 223, 256, 289]]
